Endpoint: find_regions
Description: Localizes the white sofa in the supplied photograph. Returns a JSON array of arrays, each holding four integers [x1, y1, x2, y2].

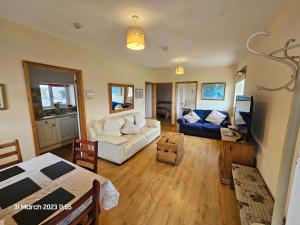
[[88, 112, 161, 164]]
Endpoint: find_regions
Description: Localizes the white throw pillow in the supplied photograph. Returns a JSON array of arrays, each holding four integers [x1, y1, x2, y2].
[[123, 114, 135, 124], [112, 117, 126, 129], [205, 110, 227, 125], [235, 112, 246, 125], [134, 113, 146, 128], [121, 119, 140, 135], [183, 110, 201, 123], [102, 117, 122, 136]]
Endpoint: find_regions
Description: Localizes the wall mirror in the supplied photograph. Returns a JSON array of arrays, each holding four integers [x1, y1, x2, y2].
[[0, 84, 7, 110], [108, 83, 134, 113]]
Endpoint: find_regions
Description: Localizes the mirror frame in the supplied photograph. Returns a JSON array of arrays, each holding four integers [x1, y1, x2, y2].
[[108, 83, 134, 114], [0, 84, 8, 110]]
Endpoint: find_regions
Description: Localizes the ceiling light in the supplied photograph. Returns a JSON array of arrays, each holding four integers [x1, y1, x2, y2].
[[175, 64, 185, 75], [127, 15, 145, 51]]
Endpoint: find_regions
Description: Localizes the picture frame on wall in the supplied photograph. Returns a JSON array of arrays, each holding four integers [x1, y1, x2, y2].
[[201, 82, 226, 100], [0, 84, 7, 110], [135, 88, 143, 98]]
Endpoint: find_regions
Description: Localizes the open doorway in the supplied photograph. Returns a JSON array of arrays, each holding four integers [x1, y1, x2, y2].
[[145, 82, 156, 118], [156, 83, 173, 125], [23, 61, 87, 156], [175, 81, 198, 120]]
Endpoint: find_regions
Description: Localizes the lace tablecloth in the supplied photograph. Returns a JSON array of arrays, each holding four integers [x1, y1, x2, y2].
[[0, 153, 120, 224]]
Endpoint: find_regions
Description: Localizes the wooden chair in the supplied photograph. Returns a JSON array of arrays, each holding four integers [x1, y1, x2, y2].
[[43, 179, 100, 225], [72, 139, 98, 173], [0, 139, 23, 169]]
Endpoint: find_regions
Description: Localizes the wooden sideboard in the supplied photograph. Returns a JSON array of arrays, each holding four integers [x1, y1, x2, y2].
[[219, 128, 255, 185]]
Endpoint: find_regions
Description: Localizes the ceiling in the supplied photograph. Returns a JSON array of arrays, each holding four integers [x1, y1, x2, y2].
[[0, 0, 283, 69]]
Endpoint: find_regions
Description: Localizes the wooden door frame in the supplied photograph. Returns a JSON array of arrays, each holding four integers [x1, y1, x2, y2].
[[145, 82, 157, 119], [155, 82, 174, 124], [23, 61, 87, 156], [175, 81, 198, 120]]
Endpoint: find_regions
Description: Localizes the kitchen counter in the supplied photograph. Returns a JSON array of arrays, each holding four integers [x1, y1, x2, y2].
[[36, 112, 77, 121]]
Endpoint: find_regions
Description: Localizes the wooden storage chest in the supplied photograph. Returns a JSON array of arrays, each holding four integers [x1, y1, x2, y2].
[[156, 133, 184, 165]]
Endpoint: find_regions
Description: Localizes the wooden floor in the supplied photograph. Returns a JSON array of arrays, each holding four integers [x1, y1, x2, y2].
[[52, 124, 240, 225]]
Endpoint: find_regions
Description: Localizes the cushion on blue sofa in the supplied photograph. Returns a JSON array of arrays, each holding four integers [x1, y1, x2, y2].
[[181, 121, 203, 130], [201, 122, 220, 132]]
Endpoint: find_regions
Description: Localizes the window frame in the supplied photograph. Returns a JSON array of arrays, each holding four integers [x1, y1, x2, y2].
[[233, 79, 245, 107]]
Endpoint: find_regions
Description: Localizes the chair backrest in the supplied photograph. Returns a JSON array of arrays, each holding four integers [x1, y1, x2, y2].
[[0, 139, 23, 169], [72, 139, 98, 173], [42, 179, 100, 225]]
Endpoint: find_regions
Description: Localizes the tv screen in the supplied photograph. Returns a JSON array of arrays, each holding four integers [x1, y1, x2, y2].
[[234, 95, 253, 140]]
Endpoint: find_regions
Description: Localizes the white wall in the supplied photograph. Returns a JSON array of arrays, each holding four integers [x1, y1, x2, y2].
[[145, 83, 152, 118], [0, 18, 155, 160], [155, 66, 235, 123], [29, 66, 75, 88], [237, 0, 300, 213]]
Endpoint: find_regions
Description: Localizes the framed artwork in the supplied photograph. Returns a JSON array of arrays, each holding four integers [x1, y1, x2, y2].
[[135, 89, 143, 98], [201, 82, 226, 100], [0, 84, 7, 110]]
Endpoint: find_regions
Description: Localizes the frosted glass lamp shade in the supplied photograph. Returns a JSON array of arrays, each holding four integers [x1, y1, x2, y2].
[[127, 27, 145, 51]]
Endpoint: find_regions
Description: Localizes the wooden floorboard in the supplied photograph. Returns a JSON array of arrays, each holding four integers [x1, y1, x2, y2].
[[52, 124, 240, 225]]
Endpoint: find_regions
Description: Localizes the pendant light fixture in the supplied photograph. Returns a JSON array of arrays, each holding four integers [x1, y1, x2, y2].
[[175, 64, 185, 75], [127, 15, 145, 51]]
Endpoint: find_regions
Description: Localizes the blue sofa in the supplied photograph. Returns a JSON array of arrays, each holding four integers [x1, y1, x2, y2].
[[177, 109, 230, 139]]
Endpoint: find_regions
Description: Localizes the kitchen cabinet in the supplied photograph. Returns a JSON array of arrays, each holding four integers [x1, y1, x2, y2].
[[58, 114, 79, 141], [36, 113, 79, 150], [36, 119, 59, 148]]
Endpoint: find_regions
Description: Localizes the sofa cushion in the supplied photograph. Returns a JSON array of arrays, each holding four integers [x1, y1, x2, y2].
[[113, 117, 126, 129], [140, 127, 157, 138], [123, 134, 148, 156], [183, 110, 201, 123], [92, 120, 104, 136], [181, 121, 203, 130], [97, 135, 128, 145], [102, 117, 122, 136], [201, 122, 220, 132], [205, 110, 227, 125], [146, 119, 160, 128], [121, 119, 140, 135], [123, 114, 135, 124], [135, 113, 146, 128]]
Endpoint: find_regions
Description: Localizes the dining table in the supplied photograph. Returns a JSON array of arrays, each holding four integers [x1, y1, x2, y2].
[[0, 153, 120, 225]]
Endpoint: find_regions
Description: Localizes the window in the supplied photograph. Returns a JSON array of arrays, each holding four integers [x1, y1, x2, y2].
[[39, 84, 74, 108], [52, 86, 67, 104], [127, 87, 133, 97], [234, 79, 245, 106], [40, 85, 51, 108]]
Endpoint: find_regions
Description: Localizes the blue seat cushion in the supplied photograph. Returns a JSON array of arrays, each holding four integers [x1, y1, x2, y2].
[[201, 122, 220, 132], [181, 122, 203, 130]]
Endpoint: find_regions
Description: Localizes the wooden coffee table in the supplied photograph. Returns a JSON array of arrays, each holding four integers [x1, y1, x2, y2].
[[156, 132, 184, 165]]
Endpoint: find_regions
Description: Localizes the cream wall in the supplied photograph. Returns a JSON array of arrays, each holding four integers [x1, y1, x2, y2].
[[0, 18, 155, 160], [155, 66, 235, 123], [237, 0, 300, 211]]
